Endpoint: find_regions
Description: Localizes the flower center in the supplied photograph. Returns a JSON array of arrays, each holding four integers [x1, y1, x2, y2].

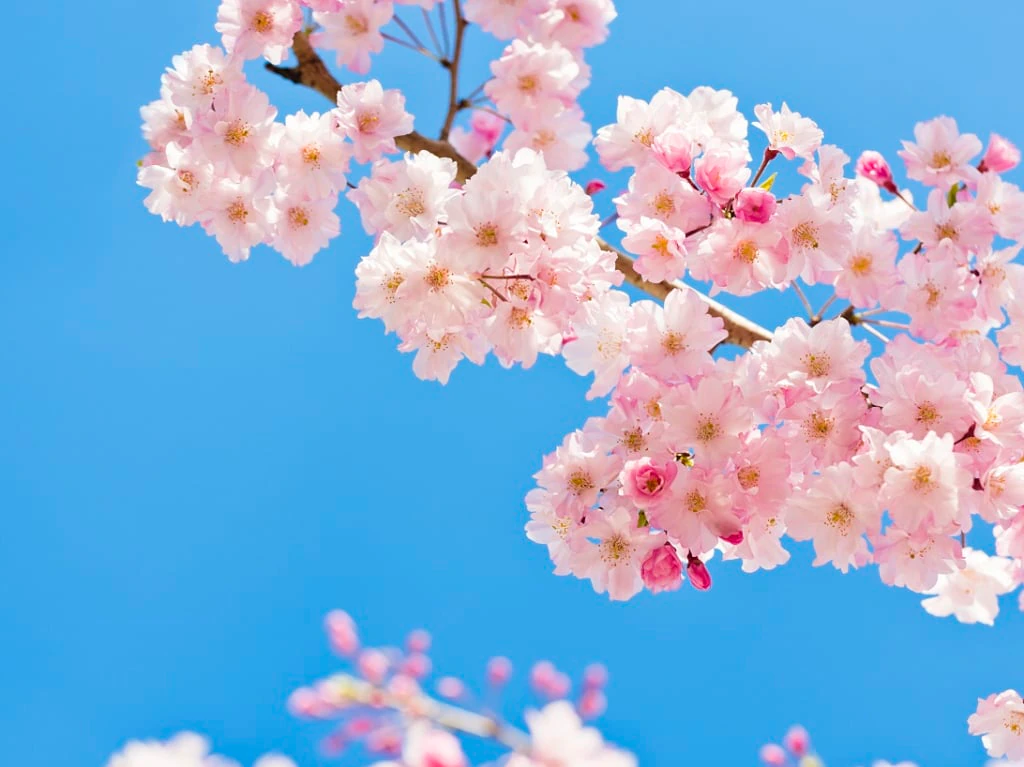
[[792, 221, 820, 250], [827, 503, 854, 533], [600, 534, 632, 564], [475, 223, 499, 247], [696, 417, 720, 443], [912, 465, 933, 492], [568, 470, 594, 495], [850, 253, 872, 275], [357, 111, 380, 133], [661, 331, 686, 355], [737, 466, 760, 490], [345, 14, 369, 35], [801, 352, 831, 378], [735, 240, 758, 264], [301, 144, 322, 167], [224, 120, 250, 147], [287, 207, 310, 228], [424, 264, 451, 291], [252, 10, 274, 33], [930, 150, 953, 169], [227, 200, 248, 223], [395, 188, 426, 218], [915, 402, 939, 424]]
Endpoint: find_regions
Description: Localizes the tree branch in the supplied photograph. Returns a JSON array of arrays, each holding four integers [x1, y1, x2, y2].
[[439, 0, 469, 140], [321, 673, 531, 752], [265, 30, 774, 349]]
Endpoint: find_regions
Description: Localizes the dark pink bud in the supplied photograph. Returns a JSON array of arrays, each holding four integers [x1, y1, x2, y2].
[[577, 688, 607, 719], [584, 179, 607, 196], [641, 543, 683, 593], [733, 187, 777, 224], [405, 629, 431, 653], [759, 744, 787, 767], [401, 652, 431, 679], [981, 133, 1020, 173], [325, 610, 360, 657], [583, 663, 609, 689], [784, 725, 810, 757], [487, 656, 513, 686], [721, 530, 744, 545], [855, 150, 897, 193], [686, 553, 712, 591]]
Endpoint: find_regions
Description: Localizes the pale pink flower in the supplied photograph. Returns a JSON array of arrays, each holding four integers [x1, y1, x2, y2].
[[525, 488, 585, 575], [269, 189, 341, 266], [640, 543, 683, 593], [196, 82, 278, 176], [140, 95, 193, 152], [694, 144, 751, 206], [533, 0, 618, 49], [671, 374, 753, 466], [722, 511, 791, 573], [594, 88, 688, 171], [443, 190, 528, 275], [273, 110, 350, 199], [787, 463, 879, 572], [576, 505, 659, 600], [615, 163, 711, 233], [832, 224, 899, 308], [627, 289, 726, 383], [534, 426, 620, 516], [334, 80, 414, 164], [974, 175, 1024, 241], [312, 0, 394, 75], [138, 143, 214, 226], [733, 187, 777, 224], [353, 231, 416, 333], [162, 44, 243, 115], [874, 527, 963, 593], [981, 133, 1021, 174], [898, 116, 982, 188], [216, 0, 303, 64], [753, 102, 824, 160], [463, 0, 549, 40], [504, 107, 592, 172], [485, 288, 562, 369], [921, 548, 1016, 625], [200, 174, 274, 262], [520, 701, 636, 767], [969, 372, 1024, 451], [403, 327, 489, 385], [774, 192, 851, 284], [402, 722, 467, 767], [562, 290, 633, 399], [894, 249, 977, 341], [765, 317, 869, 393], [650, 469, 741, 553], [875, 368, 971, 441], [106, 733, 224, 767], [650, 128, 696, 175], [900, 188, 992, 254], [690, 218, 786, 296], [780, 386, 868, 470], [969, 690, 1024, 759], [880, 432, 972, 533], [485, 39, 582, 123], [350, 152, 458, 240], [620, 219, 688, 284]]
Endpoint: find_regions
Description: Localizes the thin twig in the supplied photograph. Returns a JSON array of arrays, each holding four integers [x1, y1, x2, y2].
[[892, 188, 917, 211], [791, 282, 814, 320], [322, 673, 530, 752], [749, 147, 778, 188], [814, 293, 838, 321], [478, 278, 508, 302], [382, 32, 442, 61], [440, 0, 468, 139], [469, 105, 511, 122], [393, 14, 431, 54], [421, 7, 443, 58], [860, 318, 909, 331], [855, 306, 887, 319], [438, 1, 451, 59], [860, 323, 890, 343]]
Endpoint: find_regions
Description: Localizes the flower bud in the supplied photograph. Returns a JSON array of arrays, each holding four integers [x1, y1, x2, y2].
[[784, 725, 810, 756], [686, 553, 712, 591], [980, 133, 1020, 173], [856, 150, 897, 193]]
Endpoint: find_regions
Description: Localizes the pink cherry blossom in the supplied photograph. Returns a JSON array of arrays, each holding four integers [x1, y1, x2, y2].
[[969, 690, 1024, 760], [216, 0, 303, 65], [921, 548, 1017, 626], [856, 150, 898, 193], [311, 0, 394, 75], [334, 80, 414, 164], [640, 542, 683, 593], [898, 115, 982, 188], [980, 133, 1021, 174], [733, 187, 777, 224], [753, 102, 824, 160]]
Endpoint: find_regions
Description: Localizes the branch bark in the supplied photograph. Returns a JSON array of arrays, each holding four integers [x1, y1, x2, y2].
[[266, 30, 774, 349]]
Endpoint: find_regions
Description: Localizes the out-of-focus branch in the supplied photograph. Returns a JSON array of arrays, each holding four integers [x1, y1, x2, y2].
[[266, 30, 775, 349], [320, 673, 531, 751], [439, 0, 469, 140]]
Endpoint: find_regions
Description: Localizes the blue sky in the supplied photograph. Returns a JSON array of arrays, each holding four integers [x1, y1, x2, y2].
[[3, 2, 1023, 766]]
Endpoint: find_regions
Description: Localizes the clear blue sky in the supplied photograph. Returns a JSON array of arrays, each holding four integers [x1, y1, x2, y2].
[[3, 2, 1023, 766]]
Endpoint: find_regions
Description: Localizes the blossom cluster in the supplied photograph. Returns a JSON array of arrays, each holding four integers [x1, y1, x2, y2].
[[527, 96, 1024, 626]]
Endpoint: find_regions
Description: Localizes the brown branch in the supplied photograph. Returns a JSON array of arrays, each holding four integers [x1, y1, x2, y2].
[[266, 30, 774, 349], [321, 673, 530, 752], [439, 0, 469, 140]]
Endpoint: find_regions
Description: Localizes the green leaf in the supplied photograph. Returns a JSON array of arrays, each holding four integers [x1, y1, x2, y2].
[[947, 183, 960, 208], [637, 510, 650, 528], [758, 172, 778, 192]]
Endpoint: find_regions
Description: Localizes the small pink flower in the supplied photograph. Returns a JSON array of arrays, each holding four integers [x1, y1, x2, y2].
[[783, 725, 810, 756], [733, 187, 777, 224], [487, 656, 513, 686], [856, 150, 897, 193], [641, 543, 683, 593], [651, 129, 695, 175], [621, 457, 678, 505], [759, 744, 787, 767], [981, 132, 1021, 173], [584, 179, 607, 196]]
